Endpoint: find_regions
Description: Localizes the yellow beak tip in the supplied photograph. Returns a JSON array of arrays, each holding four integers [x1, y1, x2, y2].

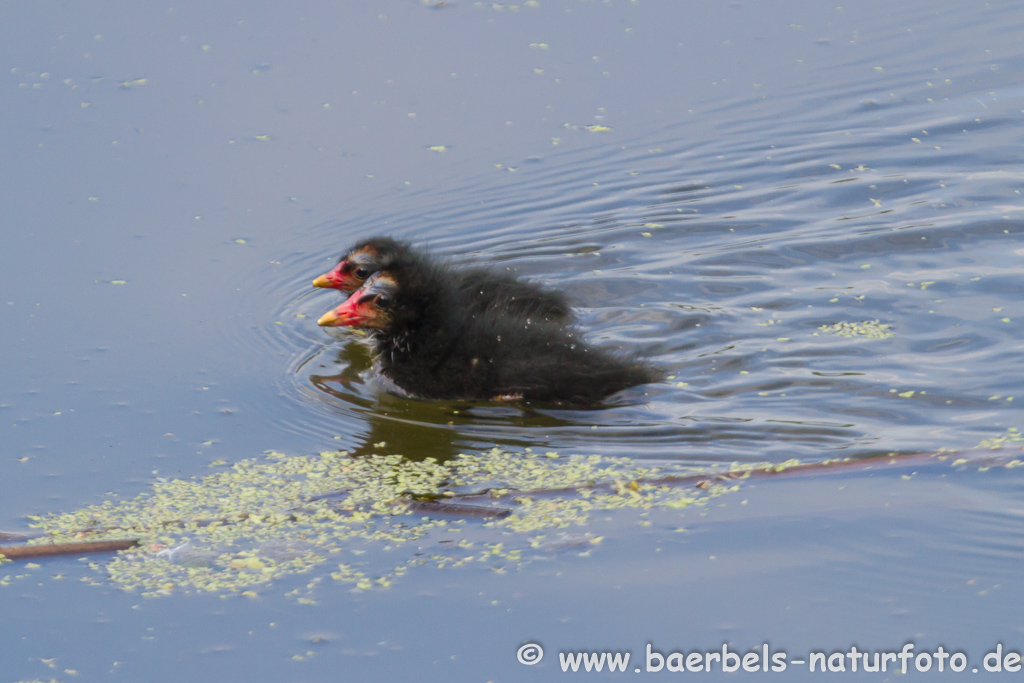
[[317, 311, 340, 326], [312, 275, 331, 288]]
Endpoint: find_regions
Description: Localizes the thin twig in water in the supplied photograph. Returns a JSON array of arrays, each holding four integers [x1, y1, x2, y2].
[[405, 499, 511, 519], [0, 538, 139, 560]]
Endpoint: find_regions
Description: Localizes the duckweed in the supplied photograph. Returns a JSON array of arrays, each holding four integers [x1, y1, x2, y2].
[[977, 427, 1024, 450], [26, 449, 725, 597], [20, 435, 1023, 598], [818, 320, 894, 339]]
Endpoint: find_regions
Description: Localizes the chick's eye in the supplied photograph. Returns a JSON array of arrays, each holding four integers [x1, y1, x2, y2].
[[354, 267, 370, 280], [375, 293, 392, 310]]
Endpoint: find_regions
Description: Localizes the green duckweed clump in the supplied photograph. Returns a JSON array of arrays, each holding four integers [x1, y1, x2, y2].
[[20, 428, 1024, 598], [818, 320, 894, 339], [977, 427, 1024, 450], [25, 449, 732, 598]]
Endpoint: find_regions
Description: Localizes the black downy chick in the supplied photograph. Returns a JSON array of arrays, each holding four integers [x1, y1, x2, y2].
[[312, 236, 572, 322], [317, 251, 658, 404]]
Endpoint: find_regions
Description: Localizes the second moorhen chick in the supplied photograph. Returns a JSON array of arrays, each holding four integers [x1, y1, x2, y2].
[[316, 251, 658, 404], [312, 236, 572, 322]]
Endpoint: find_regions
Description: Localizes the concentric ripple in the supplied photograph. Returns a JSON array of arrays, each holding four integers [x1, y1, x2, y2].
[[241, 54, 1024, 465]]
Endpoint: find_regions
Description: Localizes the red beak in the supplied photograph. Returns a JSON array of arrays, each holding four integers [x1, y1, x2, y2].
[[312, 262, 346, 289], [317, 291, 364, 327]]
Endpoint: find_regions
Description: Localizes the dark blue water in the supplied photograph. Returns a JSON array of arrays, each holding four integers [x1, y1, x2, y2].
[[3, 0, 1024, 680]]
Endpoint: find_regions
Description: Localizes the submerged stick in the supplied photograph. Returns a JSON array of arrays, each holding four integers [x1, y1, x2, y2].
[[0, 538, 139, 560], [405, 499, 512, 519], [438, 450, 929, 502], [445, 448, 1001, 502]]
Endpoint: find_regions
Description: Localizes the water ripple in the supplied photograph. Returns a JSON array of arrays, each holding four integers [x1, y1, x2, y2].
[[240, 56, 1024, 464]]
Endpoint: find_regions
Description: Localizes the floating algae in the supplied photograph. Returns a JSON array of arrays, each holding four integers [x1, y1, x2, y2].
[[24, 449, 729, 597], [817, 320, 894, 339], [977, 427, 1024, 450], [19, 429, 1024, 598]]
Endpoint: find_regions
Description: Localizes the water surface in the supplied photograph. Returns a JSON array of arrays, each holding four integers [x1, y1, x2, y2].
[[2, 0, 1024, 680]]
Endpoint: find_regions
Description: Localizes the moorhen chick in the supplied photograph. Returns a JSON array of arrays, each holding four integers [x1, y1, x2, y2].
[[312, 236, 572, 322], [316, 250, 658, 404]]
